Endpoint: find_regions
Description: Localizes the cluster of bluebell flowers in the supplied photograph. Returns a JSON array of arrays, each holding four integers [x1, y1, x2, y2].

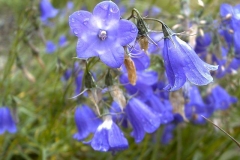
[[64, 0, 239, 152]]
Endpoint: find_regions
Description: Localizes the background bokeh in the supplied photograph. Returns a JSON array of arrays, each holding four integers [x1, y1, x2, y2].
[[0, 0, 240, 159]]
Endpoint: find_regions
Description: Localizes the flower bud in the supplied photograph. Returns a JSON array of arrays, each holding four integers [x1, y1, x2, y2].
[[84, 71, 96, 89], [138, 37, 149, 53], [105, 70, 113, 87], [124, 55, 137, 85]]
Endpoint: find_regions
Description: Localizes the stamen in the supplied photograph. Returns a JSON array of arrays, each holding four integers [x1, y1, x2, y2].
[[98, 30, 107, 40]]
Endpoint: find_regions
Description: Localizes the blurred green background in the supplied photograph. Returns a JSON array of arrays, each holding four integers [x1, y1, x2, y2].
[[0, 0, 240, 159]]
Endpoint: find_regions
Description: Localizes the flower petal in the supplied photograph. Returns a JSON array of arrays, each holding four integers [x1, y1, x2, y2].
[[98, 44, 124, 68], [108, 122, 128, 151], [76, 39, 99, 59], [69, 11, 96, 38], [162, 38, 186, 91], [117, 20, 138, 46], [91, 129, 109, 152], [220, 3, 233, 17], [93, 1, 120, 22], [126, 98, 161, 143], [175, 36, 217, 85]]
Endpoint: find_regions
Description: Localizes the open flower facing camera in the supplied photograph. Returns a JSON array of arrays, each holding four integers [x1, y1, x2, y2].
[[69, 1, 138, 68]]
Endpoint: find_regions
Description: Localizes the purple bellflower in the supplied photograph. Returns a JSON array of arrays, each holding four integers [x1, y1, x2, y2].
[[208, 85, 237, 110], [58, 35, 68, 47], [147, 94, 174, 124], [224, 58, 240, 75], [184, 86, 213, 124], [46, 41, 56, 54], [69, 1, 138, 68], [161, 123, 175, 145], [0, 107, 17, 134], [194, 33, 212, 55], [161, 113, 183, 144], [61, 68, 72, 82], [162, 29, 218, 91], [125, 98, 161, 143], [120, 71, 158, 102], [144, 6, 161, 17], [219, 4, 240, 53], [40, 0, 58, 22], [90, 116, 128, 152], [73, 105, 102, 141], [110, 102, 128, 128]]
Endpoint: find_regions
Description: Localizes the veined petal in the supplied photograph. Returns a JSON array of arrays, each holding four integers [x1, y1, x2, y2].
[[126, 98, 161, 143], [69, 11, 97, 38], [175, 36, 217, 85], [93, 1, 120, 24], [98, 43, 124, 68], [163, 38, 186, 91], [108, 122, 128, 151], [117, 20, 138, 46], [74, 105, 101, 141], [76, 39, 99, 59], [91, 128, 109, 152]]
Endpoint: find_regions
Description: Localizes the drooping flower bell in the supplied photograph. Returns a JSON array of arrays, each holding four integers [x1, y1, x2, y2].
[[73, 105, 102, 141], [184, 86, 213, 124], [39, 0, 58, 22], [45, 41, 56, 54], [120, 71, 158, 102], [161, 24, 218, 91], [125, 98, 161, 143], [146, 94, 174, 124], [90, 116, 128, 152], [194, 33, 212, 55], [207, 85, 237, 110], [69, 1, 138, 68], [0, 107, 17, 134]]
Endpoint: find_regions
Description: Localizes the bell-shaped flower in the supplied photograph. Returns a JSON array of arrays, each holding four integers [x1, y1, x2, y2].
[[161, 113, 183, 144], [125, 98, 161, 143], [184, 86, 213, 124], [208, 85, 237, 110], [162, 34, 218, 91], [69, 1, 138, 68], [194, 33, 212, 54], [45, 41, 56, 54], [40, 0, 58, 22], [74, 69, 84, 96], [161, 123, 176, 145], [58, 35, 68, 47], [110, 102, 128, 128], [143, 6, 161, 17], [73, 105, 102, 141], [0, 107, 17, 134], [224, 58, 240, 75], [146, 94, 174, 124], [120, 71, 158, 101], [219, 4, 240, 52], [90, 116, 128, 152]]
